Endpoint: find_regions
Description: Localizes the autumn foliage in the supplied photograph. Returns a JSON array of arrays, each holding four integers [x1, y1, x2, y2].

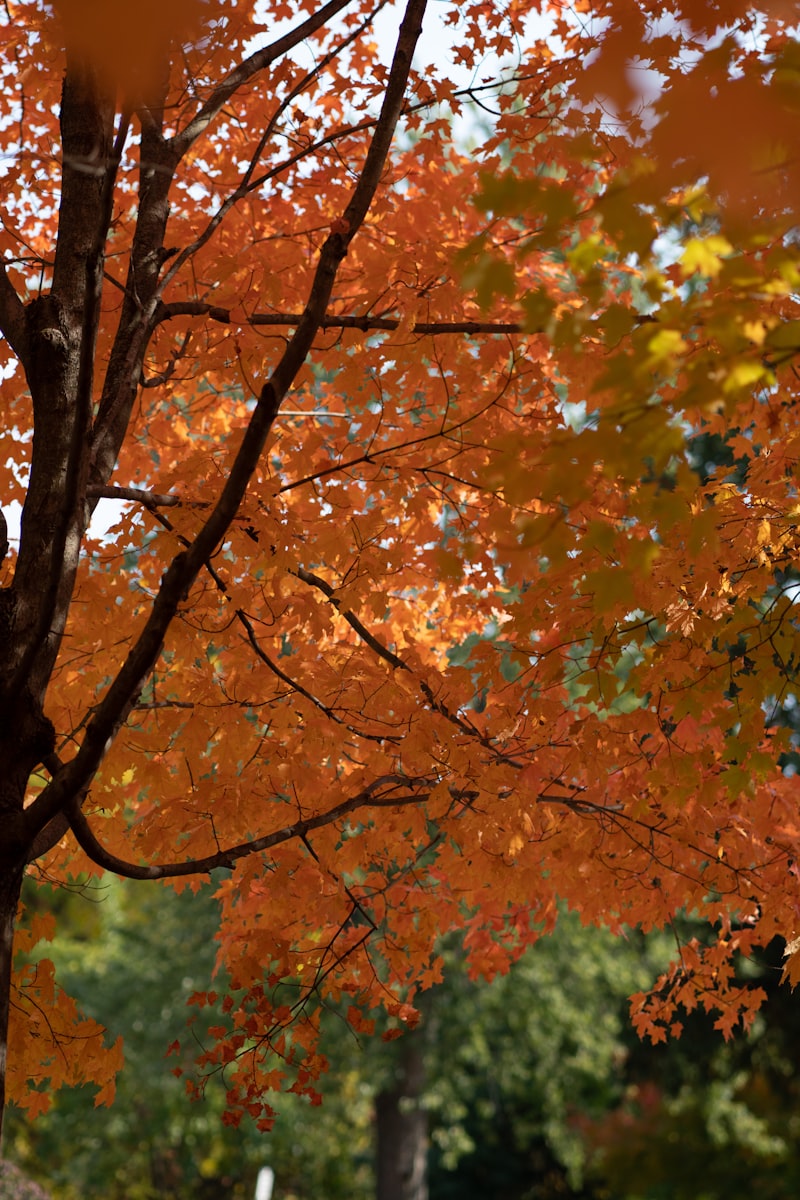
[[1, 0, 799, 1132]]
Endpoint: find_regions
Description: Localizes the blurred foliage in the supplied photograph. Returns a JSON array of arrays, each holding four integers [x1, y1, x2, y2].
[[6, 875, 373, 1200], [422, 922, 670, 1200], [6, 877, 800, 1200], [580, 937, 800, 1200]]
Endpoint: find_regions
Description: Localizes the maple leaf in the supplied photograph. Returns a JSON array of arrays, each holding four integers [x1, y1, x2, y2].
[[781, 937, 800, 989]]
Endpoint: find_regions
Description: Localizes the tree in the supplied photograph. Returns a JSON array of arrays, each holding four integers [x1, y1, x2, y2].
[[6, 887, 670, 1200], [1, 0, 799, 1140]]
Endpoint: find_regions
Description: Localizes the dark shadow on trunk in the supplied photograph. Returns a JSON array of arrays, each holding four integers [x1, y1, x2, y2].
[[375, 1029, 428, 1200]]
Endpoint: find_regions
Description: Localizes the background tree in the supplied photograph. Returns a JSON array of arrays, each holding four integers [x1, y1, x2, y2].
[[13, 886, 800, 1200], [3, 880, 671, 1199], [1, 0, 799, 1140]]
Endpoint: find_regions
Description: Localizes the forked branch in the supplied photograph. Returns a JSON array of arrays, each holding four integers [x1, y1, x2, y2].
[[24, 0, 430, 843], [172, 0, 363, 158]]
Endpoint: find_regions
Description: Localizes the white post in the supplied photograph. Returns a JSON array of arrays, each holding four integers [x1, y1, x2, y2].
[[255, 1166, 274, 1200]]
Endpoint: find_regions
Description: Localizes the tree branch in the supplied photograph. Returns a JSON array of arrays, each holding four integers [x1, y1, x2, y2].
[[65, 774, 437, 880], [24, 0, 429, 842], [171, 0, 363, 158], [156, 303, 524, 337], [90, 84, 179, 490], [86, 484, 181, 507], [292, 566, 528, 768], [293, 566, 410, 672], [0, 262, 29, 366], [237, 607, 401, 744], [25, 813, 70, 864], [160, 4, 386, 299]]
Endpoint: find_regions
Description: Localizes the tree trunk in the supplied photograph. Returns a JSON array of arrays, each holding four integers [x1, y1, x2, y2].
[[0, 860, 24, 1150], [375, 1031, 428, 1200], [0, 57, 114, 1144]]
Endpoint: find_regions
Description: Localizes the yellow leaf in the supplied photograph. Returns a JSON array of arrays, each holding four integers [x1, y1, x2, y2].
[[742, 319, 767, 345], [722, 360, 772, 394], [680, 235, 733, 277], [646, 328, 686, 368]]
